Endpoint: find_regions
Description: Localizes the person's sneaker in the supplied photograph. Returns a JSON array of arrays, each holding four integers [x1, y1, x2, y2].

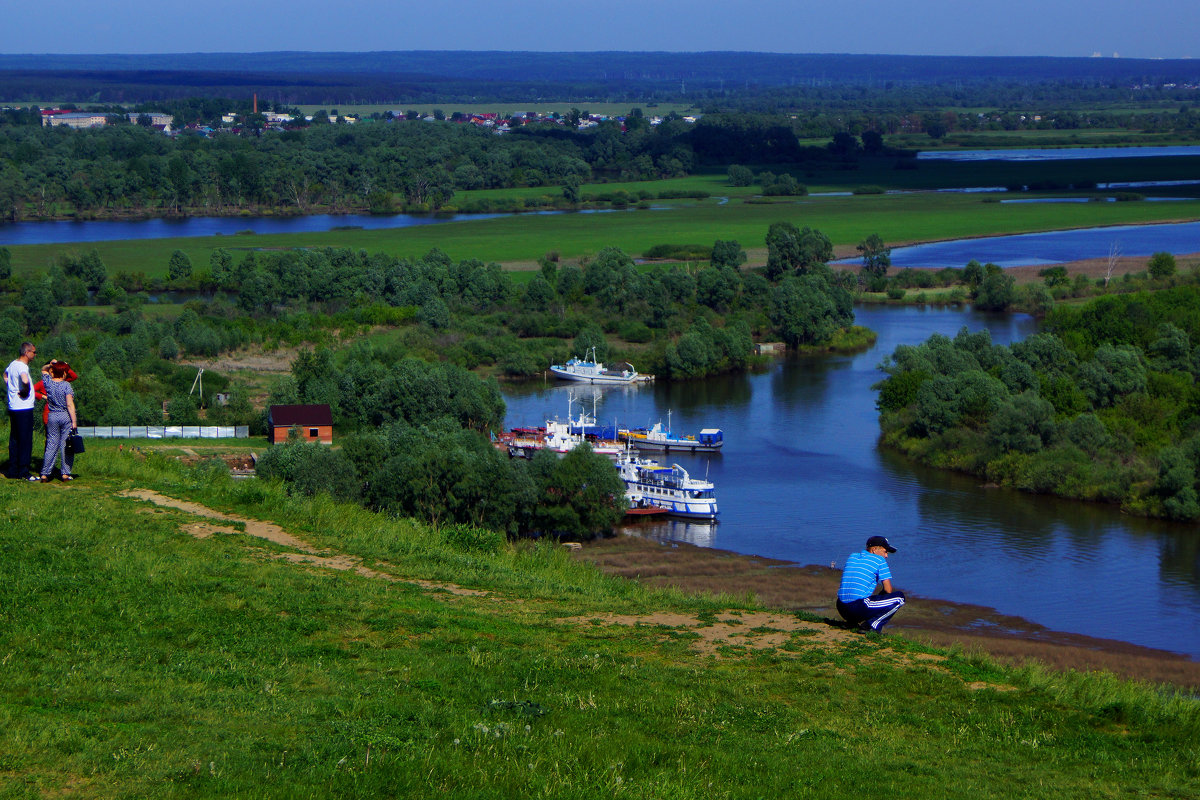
[[27, 475, 42, 482]]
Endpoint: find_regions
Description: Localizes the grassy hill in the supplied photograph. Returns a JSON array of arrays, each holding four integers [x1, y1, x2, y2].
[[1, 443, 1197, 798]]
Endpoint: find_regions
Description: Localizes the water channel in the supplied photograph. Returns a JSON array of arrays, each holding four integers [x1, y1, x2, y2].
[[917, 145, 1200, 161], [500, 306, 1200, 659]]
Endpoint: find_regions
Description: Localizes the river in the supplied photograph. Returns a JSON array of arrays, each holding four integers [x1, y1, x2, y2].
[[0, 211, 509, 247], [881, 220, 1200, 269], [918, 145, 1200, 161], [500, 306, 1200, 659]]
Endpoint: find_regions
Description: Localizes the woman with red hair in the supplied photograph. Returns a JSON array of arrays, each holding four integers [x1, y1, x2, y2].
[[38, 360, 78, 482]]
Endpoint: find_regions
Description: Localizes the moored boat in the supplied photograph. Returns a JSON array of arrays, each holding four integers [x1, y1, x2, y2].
[[549, 346, 650, 384], [621, 422, 723, 452], [616, 453, 719, 519], [495, 397, 624, 460], [619, 410, 723, 452]]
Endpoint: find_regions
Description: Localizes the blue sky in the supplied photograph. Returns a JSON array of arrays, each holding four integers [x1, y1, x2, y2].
[[3, 1, 1198, 59]]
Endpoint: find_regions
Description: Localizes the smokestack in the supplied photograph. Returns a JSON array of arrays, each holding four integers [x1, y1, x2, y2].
[[253, 93, 257, 114]]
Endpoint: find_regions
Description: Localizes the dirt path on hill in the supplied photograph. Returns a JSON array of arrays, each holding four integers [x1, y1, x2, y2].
[[116, 489, 1199, 687], [116, 489, 889, 658], [118, 489, 488, 596]]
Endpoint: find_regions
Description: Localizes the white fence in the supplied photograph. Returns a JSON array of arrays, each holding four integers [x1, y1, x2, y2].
[[77, 426, 250, 440]]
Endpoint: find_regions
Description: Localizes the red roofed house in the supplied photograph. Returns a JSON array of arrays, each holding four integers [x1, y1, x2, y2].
[[267, 404, 333, 445]]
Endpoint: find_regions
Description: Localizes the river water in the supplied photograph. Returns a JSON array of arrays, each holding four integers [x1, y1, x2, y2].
[[883, 220, 1200, 269], [0, 211, 510, 247], [918, 145, 1200, 161], [500, 306, 1200, 659]]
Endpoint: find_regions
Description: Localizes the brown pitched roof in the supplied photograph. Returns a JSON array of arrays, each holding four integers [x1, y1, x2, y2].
[[268, 404, 333, 426]]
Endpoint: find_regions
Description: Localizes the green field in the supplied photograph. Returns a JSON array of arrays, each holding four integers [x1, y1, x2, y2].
[[1, 443, 1196, 798], [11, 189, 1200, 279]]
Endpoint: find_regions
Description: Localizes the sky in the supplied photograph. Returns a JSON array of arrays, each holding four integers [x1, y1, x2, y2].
[[2, 0, 1198, 60]]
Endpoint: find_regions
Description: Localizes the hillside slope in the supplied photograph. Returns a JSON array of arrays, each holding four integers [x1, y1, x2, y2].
[[1, 446, 1197, 798]]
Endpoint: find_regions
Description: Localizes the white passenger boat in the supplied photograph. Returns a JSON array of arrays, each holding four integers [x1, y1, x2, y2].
[[616, 453, 718, 519], [549, 347, 648, 384]]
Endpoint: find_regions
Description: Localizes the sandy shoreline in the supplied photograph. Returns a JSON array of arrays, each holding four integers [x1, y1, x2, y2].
[[574, 534, 1200, 689]]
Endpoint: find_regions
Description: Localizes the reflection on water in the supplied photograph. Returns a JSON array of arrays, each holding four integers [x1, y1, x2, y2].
[[618, 518, 719, 548], [502, 306, 1200, 657]]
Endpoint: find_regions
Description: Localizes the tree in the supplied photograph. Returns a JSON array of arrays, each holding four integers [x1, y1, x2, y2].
[[765, 221, 801, 280], [527, 445, 625, 538], [1147, 251, 1177, 279], [769, 274, 853, 347], [974, 272, 1016, 311], [21, 283, 60, 333], [1078, 343, 1147, 408], [856, 233, 891, 277], [695, 267, 739, 311], [727, 164, 754, 187], [710, 239, 746, 270], [166, 392, 200, 424], [0, 246, 10, 281], [209, 248, 233, 287], [987, 391, 1056, 453], [794, 226, 833, 273], [1038, 266, 1069, 287], [523, 275, 554, 311], [167, 250, 193, 281], [561, 176, 581, 204], [861, 130, 884, 154], [962, 259, 985, 289], [572, 324, 609, 361]]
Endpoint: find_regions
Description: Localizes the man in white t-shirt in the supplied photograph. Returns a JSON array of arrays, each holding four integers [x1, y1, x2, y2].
[[5, 341, 38, 480]]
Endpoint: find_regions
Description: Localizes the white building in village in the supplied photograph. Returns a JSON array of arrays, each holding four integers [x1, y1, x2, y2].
[[43, 111, 109, 129]]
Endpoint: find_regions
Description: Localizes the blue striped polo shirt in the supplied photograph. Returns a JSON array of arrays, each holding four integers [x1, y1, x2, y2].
[[838, 550, 892, 602]]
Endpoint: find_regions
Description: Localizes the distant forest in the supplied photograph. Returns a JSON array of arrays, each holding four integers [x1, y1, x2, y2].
[[2, 51, 1199, 107]]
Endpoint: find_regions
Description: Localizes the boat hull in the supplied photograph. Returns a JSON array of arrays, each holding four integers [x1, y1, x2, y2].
[[624, 438, 723, 452], [548, 367, 640, 385]]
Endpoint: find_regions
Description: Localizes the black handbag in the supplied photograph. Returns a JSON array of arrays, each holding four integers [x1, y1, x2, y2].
[[66, 430, 85, 455]]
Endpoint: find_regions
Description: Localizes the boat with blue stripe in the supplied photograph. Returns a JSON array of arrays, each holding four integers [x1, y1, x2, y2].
[[618, 453, 719, 519]]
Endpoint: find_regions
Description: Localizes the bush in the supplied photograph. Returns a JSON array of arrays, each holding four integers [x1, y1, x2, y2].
[[643, 244, 711, 261], [617, 320, 653, 343], [256, 441, 361, 502], [1147, 252, 1177, 279]]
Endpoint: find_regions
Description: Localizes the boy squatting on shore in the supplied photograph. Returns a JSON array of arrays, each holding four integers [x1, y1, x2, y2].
[[836, 536, 906, 633]]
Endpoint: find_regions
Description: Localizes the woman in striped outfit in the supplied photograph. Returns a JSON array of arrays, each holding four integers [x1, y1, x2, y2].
[[39, 361, 78, 482]]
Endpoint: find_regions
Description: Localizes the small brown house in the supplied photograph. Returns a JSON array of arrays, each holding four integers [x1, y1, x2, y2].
[[267, 404, 334, 445]]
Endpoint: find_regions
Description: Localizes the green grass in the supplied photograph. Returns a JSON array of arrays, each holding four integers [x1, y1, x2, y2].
[[0, 440, 1197, 797], [9, 189, 1200, 280]]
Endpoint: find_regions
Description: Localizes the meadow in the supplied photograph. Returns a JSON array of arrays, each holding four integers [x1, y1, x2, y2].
[[10, 185, 1200, 281], [1, 442, 1197, 798]]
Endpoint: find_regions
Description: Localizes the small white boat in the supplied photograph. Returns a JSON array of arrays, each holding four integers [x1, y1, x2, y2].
[[616, 453, 718, 519], [549, 346, 648, 384]]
